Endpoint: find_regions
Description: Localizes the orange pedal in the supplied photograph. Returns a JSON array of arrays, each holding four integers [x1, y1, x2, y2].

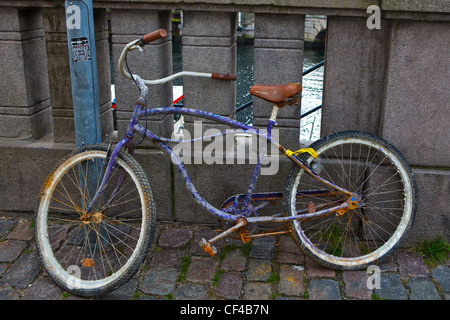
[[200, 238, 217, 256], [239, 228, 251, 244]]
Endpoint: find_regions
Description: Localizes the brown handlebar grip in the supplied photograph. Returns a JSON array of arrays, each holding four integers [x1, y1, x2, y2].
[[211, 73, 237, 81], [141, 29, 167, 45]]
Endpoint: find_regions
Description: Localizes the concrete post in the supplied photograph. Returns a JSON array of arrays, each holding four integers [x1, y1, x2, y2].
[[0, 8, 52, 141], [181, 10, 237, 132], [252, 13, 305, 150], [175, 11, 237, 223], [321, 16, 390, 137], [110, 9, 173, 143]]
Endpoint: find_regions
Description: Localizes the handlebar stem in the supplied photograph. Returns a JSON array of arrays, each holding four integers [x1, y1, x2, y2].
[[133, 75, 148, 99]]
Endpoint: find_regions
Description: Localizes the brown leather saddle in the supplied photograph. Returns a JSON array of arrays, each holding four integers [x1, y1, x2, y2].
[[249, 83, 302, 107]]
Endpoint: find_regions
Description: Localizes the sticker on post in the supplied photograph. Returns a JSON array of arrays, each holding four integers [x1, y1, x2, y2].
[[71, 37, 91, 62]]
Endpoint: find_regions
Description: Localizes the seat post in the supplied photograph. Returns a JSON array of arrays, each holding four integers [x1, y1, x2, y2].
[[269, 105, 280, 122]]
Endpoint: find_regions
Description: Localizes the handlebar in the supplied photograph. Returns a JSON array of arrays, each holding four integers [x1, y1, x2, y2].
[[211, 73, 237, 81], [118, 29, 236, 95], [139, 29, 167, 46]]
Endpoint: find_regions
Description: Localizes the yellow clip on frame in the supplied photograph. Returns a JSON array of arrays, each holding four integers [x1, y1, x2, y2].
[[285, 147, 318, 159]]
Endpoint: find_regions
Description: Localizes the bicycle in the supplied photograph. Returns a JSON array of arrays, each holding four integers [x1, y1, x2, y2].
[[34, 29, 417, 297]]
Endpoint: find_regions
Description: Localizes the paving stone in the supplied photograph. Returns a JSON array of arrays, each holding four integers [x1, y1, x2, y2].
[[6, 219, 34, 241], [0, 263, 7, 277], [22, 276, 64, 300], [140, 268, 178, 296], [376, 254, 397, 272], [0, 251, 41, 289], [136, 296, 165, 300], [374, 273, 408, 300], [0, 219, 16, 239], [99, 279, 138, 300], [246, 259, 272, 281], [175, 283, 209, 300], [274, 295, 303, 300], [407, 278, 440, 300], [431, 265, 450, 292], [149, 249, 188, 269], [278, 251, 304, 265], [158, 228, 193, 248], [243, 282, 272, 300], [249, 236, 275, 259], [0, 240, 27, 262], [396, 250, 429, 278], [306, 257, 335, 278], [215, 272, 243, 300], [277, 236, 302, 253], [308, 279, 341, 300], [0, 287, 19, 300], [343, 271, 372, 299], [186, 256, 217, 282], [61, 294, 88, 300], [279, 264, 304, 296], [221, 250, 247, 272]]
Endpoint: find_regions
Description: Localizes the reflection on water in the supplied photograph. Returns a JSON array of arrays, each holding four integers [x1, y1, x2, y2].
[[172, 41, 324, 141], [235, 45, 254, 119], [300, 48, 325, 142], [172, 40, 183, 87]]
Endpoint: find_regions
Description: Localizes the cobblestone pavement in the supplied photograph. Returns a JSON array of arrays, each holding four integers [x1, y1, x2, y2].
[[0, 216, 449, 301]]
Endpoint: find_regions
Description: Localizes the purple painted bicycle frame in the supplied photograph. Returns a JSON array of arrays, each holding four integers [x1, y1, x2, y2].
[[86, 99, 354, 224]]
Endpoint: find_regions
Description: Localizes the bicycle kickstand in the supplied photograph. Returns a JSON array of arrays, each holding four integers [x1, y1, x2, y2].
[[200, 218, 247, 256]]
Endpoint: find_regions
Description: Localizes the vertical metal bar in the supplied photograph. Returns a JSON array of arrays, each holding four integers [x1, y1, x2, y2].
[[65, 0, 102, 147]]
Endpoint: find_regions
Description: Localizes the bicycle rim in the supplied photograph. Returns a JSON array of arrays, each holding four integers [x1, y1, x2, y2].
[[35, 145, 155, 296], [285, 131, 416, 269]]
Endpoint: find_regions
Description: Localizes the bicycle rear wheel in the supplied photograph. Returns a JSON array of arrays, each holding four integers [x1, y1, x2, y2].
[[35, 144, 156, 297], [284, 131, 417, 270]]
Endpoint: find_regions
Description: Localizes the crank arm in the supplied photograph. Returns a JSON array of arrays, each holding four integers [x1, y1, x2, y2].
[[200, 218, 247, 256]]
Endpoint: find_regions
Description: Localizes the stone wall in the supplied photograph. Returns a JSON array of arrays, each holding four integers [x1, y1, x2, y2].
[[0, 0, 449, 245], [0, 8, 52, 141]]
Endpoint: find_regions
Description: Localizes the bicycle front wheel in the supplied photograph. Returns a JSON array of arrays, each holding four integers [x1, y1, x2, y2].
[[35, 144, 156, 297], [284, 131, 417, 270]]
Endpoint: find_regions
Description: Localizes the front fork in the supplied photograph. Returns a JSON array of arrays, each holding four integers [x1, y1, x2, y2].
[[85, 98, 145, 215], [84, 136, 132, 215]]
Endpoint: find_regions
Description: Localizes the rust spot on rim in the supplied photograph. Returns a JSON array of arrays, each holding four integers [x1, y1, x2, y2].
[[38, 172, 55, 199]]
